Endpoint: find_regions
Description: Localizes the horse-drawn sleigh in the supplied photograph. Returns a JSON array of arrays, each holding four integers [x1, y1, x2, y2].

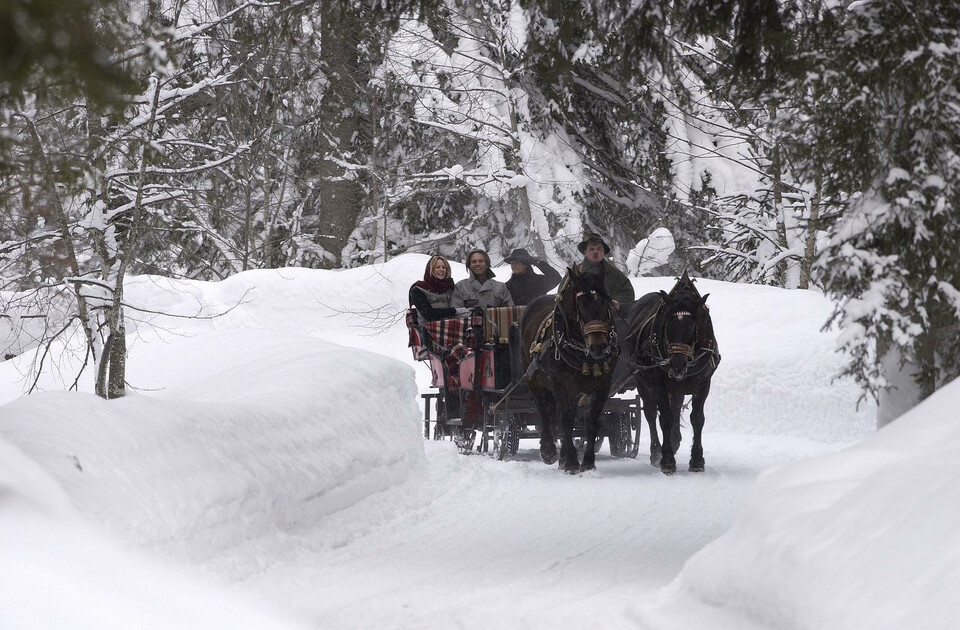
[[406, 301, 637, 460], [407, 270, 720, 474]]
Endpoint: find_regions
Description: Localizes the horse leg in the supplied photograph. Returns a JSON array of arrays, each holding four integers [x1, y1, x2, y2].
[[669, 391, 683, 456], [657, 395, 677, 474], [641, 393, 661, 467], [580, 394, 607, 472], [689, 383, 710, 472], [557, 399, 580, 473], [531, 388, 558, 465]]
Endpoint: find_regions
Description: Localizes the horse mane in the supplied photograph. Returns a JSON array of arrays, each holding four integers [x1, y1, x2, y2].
[[667, 270, 700, 298]]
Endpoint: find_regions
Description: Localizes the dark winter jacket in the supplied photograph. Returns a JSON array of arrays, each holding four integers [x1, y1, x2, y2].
[[505, 260, 562, 306], [409, 284, 458, 323], [576, 258, 635, 311]]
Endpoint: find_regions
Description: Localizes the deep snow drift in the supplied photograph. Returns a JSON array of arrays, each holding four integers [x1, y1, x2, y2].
[[1, 254, 952, 629]]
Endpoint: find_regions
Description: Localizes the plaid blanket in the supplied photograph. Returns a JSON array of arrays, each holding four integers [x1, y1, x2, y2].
[[424, 315, 471, 349], [406, 307, 524, 358], [406, 309, 471, 357], [483, 306, 525, 344]]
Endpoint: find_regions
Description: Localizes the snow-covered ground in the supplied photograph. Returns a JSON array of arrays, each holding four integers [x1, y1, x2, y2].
[[2, 254, 953, 629]]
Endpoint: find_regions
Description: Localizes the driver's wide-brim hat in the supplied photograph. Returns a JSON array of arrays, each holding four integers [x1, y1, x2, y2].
[[577, 232, 611, 254], [503, 248, 537, 266]]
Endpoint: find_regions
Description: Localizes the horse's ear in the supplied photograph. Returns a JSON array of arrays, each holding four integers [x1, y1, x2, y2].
[[659, 290, 669, 301], [568, 265, 580, 279]]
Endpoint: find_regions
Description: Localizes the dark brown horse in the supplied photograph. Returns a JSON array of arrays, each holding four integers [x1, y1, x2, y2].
[[519, 266, 619, 473], [625, 273, 720, 474]]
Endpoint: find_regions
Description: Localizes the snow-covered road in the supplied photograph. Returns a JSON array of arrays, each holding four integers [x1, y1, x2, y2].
[[219, 431, 850, 630], [3, 258, 886, 629]]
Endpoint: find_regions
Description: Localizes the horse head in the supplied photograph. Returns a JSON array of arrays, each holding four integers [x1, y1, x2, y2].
[[658, 287, 709, 380], [565, 265, 615, 362]]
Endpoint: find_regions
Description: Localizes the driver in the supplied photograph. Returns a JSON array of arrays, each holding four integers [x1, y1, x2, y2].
[[573, 232, 634, 312]]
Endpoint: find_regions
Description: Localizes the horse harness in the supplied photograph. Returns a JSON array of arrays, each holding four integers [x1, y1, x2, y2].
[[629, 298, 719, 379], [528, 280, 619, 378]]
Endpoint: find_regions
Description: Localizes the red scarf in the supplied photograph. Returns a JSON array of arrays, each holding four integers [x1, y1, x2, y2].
[[413, 261, 454, 294]]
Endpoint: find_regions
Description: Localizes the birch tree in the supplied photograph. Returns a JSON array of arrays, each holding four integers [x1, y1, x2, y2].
[[2, 2, 259, 396]]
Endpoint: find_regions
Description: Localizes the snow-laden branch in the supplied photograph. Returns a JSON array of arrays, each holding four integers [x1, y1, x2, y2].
[[104, 143, 250, 179]]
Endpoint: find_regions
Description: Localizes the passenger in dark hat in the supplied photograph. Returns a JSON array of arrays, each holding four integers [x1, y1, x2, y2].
[[452, 248, 513, 308], [503, 247, 562, 306], [573, 232, 634, 312]]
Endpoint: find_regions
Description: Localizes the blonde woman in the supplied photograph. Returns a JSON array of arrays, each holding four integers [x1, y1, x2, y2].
[[409, 255, 470, 324]]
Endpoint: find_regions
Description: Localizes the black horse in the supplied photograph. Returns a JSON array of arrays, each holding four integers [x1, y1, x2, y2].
[[625, 273, 720, 474], [519, 266, 619, 473]]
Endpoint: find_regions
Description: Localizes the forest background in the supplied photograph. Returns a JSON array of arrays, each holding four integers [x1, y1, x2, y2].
[[0, 0, 958, 419]]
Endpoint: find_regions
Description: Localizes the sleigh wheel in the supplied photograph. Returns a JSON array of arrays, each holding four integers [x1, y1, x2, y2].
[[608, 412, 632, 458], [492, 414, 521, 461]]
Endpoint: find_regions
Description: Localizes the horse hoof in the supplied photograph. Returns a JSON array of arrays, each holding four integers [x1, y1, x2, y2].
[[559, 454, 581, 474], [580, 462, 596, 473], [689, 460, 705, 473], [660, 467, 676, 476], [540, 443, 558, 465], [650, 452, 662, 467], [660, 458, 677, 475]]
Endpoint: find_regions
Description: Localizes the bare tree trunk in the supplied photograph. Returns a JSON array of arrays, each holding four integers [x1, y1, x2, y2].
[[768, 105, 789, 287], [95, 73, 163, 398], [242, 182, 253, 271], [317, 7, 364, 267], [506, 100, 543, 259], [799, 166, 822, 289], [107, 323, 126, 398], [764, 105, 789, 286]]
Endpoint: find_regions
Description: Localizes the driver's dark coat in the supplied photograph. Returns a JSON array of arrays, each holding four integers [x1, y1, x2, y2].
[[505, 261, 562, 306], [575, 258, 635, 312]]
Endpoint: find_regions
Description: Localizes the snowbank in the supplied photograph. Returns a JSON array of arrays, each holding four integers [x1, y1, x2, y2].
[[1, 323, 422, 629], [1, 328, 423, 558], [636, 377, 960, 630]]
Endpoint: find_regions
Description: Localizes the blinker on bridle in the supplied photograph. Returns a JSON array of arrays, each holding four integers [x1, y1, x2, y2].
[[666, 310, 696, 359]]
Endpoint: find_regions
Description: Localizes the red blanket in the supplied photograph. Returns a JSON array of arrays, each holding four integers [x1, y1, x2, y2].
[[423, 315, 471, 348], [406, 309, 471, 358]]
